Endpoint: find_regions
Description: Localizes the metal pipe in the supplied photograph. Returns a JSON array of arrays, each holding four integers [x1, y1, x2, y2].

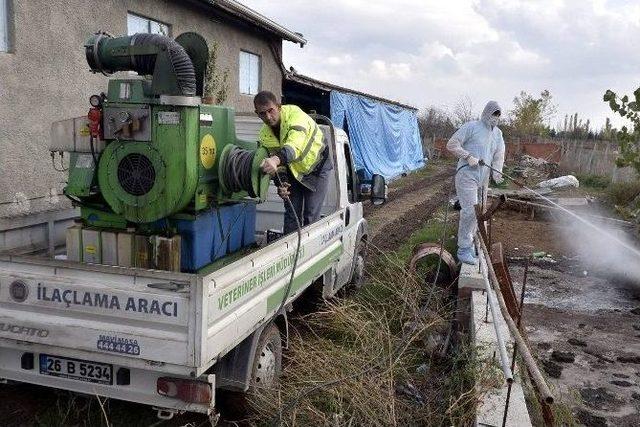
[[476, 232, 555, 404], [502, 257, 530, 427], [484, 272, 514, 384]]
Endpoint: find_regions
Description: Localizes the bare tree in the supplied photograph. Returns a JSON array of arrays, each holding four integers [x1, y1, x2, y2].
[[452, 96, 476, 127], [417, 106, 456, 139]]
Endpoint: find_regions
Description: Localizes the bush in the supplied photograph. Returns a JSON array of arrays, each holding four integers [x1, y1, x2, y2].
[[606, 181, 640, 206], [577, 174, 610, 190]]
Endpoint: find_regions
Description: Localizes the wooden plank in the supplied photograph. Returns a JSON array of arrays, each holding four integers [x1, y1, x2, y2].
[[490, 242, 521, 322], [154, 235, 181, 272]]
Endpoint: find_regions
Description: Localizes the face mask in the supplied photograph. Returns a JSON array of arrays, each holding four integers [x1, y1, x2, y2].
[[489, 117, 500, 127]]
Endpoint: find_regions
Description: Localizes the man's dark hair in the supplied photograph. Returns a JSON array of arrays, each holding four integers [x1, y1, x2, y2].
[[254, 90, 279, 107]]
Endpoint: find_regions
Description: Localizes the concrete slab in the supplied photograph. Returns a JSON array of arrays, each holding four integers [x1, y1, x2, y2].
[[458, 243, 488, 290], [470, 250, 533, 427], [555, 197, 588, 207]]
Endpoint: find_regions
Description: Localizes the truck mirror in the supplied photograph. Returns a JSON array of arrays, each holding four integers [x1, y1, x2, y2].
[[370, 174, 387, 206]]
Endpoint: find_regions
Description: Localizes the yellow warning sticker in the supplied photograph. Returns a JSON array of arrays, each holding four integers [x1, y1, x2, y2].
[[85, 245, 96, 254], [200, 134, 217, 169], [79, 125, 90, 137]]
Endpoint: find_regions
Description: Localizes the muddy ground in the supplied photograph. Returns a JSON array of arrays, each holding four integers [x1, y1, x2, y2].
[[492, 205, 640, 426], [0, 163, 454, 426]]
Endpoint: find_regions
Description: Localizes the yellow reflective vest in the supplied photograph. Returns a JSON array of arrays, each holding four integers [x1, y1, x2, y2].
[[258, 105, 325, 184]]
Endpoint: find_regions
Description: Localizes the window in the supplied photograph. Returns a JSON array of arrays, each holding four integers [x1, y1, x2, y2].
[[0, 0, 10, 52], [239, 51, 261, 95], [127, 12, 170, 36]]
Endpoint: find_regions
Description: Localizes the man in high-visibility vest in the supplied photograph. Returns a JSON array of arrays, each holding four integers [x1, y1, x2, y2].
[[254, 90, 332, 234]]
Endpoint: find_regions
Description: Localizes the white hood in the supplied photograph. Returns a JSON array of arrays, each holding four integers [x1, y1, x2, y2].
[[481, 101, 501, 128]]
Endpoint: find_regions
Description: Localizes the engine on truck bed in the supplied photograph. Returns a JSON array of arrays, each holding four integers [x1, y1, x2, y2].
[[50, 31, 270, 272]]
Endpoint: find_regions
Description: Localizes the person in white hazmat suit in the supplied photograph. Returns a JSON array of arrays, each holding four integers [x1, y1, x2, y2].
[[446, 101, 505, 264]]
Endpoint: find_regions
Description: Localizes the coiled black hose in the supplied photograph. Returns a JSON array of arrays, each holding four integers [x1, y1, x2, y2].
[[222, 146, 257, 197]]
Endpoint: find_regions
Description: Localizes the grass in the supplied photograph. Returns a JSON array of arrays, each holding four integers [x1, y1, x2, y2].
[[247, 209, 500, 426]]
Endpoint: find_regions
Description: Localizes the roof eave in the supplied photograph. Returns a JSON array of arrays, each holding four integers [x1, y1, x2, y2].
[[285, 72, 417, 111], [198, 0, 307, 46]]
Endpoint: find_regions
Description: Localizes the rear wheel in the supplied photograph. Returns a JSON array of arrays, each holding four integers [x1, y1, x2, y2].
[[250, 323, 282, 391]]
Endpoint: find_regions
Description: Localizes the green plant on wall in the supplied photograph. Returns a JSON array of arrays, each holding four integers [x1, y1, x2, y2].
[[204, 41, 230, 104], [603, 88, 640, 174]]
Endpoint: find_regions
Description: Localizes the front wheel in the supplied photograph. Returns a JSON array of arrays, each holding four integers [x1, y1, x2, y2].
[[348, 238, 367, 289]]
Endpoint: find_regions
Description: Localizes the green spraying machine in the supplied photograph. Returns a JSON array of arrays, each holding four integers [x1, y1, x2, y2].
[[50, 31, 271, 272]]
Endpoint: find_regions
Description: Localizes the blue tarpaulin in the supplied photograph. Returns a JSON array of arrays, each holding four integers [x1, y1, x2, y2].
[[330, 91, 425, 180]]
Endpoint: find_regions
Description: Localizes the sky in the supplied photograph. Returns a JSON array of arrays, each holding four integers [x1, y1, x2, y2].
[[241, 0, 640, 130]]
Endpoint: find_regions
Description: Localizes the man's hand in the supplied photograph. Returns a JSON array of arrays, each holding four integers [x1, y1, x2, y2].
[[466, 155, 479, 167], [493, 171, 504, 184], [277, 182, 291, 200], [260, 155, 281, 175]]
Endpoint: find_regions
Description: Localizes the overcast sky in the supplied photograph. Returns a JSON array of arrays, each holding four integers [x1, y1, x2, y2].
[[242, 0, 640, 130]]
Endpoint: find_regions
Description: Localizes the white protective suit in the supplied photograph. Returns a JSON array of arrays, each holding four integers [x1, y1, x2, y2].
[[446, 101, 505, 252]]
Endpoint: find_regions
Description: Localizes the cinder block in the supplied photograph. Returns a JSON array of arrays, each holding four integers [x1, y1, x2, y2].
[[101, 231, 118, 266], [65, 225, 83, 262], [117, 232, 135, 267], [82, 229, 101, 264]]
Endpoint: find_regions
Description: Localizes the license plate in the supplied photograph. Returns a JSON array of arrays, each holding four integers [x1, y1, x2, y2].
[[39, 354, 113, 385]]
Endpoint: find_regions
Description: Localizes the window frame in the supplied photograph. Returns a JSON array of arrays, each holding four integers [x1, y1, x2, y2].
[[126, 11, 171, 37], [239, 50, 262, 96]]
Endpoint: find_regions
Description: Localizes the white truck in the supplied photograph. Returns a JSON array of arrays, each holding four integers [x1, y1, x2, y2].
[[0, 119, 386, 419]]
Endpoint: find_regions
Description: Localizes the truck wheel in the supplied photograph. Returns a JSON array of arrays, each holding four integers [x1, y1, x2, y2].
[[349, 239, 367, 289], [250, 323, 282, 390]]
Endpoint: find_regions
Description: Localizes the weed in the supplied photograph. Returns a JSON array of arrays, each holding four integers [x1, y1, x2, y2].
[[247, 211, 495, 426]]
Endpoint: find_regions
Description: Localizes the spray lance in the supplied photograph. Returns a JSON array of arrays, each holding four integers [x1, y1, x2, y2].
[[478, 159, 526, 188]]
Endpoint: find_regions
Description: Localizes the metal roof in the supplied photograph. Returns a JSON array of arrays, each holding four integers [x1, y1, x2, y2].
[[195, 0, 307, 46], [284, 71, 417, 111]]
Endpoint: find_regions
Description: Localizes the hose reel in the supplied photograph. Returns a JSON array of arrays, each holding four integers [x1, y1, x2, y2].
[[218, 145, 270, 200]]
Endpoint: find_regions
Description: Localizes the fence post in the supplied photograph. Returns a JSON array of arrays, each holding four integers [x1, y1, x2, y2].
[[600, 145, 611, 175], [589, 142, 598, 174]]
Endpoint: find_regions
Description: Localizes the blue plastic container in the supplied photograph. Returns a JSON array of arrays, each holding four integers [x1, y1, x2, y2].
[[212, 208, 229, 261], [243, 203, 257, 246], [225, 204, 244, 253], [174, 209, 219, 272]]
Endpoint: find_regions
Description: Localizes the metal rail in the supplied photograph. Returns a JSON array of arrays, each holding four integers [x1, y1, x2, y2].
[[476, 231, 555, 404], [483, 269, 514, 384]]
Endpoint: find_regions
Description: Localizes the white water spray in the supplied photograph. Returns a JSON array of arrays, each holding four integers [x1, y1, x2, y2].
[[483, 162, 640, 263]]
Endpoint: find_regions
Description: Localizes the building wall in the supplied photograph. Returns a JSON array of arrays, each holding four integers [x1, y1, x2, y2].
[[0, 0, 283, 219]]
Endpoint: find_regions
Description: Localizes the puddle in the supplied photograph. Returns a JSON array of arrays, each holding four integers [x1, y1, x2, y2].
[[511, 264, 637, 313]]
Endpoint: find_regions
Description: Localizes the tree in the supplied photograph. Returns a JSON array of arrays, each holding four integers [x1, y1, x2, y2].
[[203, 41, 230, 104], [417, 106, 456, 139], [452, 96, 476, 127], [509, 90, 557, 137], [603, 88, 640, 174]]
